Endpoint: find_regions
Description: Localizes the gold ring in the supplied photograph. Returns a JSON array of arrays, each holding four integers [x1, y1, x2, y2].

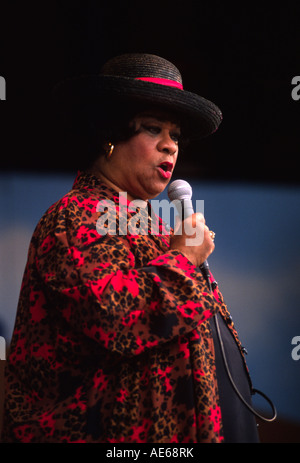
[[209, 230, 215, 241]]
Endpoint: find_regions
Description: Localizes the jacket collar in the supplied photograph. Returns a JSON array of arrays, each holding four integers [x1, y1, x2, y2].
[[72, 170, 170, 244]]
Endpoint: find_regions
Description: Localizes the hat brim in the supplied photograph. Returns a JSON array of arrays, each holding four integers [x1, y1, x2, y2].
[[53, 74, 223, 139]]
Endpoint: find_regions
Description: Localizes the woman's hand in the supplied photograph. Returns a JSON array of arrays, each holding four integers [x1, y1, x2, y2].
[[169, 213, 215, 267]]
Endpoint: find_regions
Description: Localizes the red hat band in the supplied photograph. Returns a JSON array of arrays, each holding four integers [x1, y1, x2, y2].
[[135, 76, 183, 90]]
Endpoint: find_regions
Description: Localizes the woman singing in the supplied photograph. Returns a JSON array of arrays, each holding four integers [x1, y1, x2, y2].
[[2, 53, 260, 443]]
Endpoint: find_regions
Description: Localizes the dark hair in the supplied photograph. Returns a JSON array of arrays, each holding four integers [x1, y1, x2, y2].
[[60, 101, 189, 170]]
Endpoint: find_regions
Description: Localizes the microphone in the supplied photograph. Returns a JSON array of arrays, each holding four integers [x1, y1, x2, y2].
[[167, 179, 212, 290]]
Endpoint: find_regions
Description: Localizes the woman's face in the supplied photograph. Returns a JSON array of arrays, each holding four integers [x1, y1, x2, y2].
[[96, 111, 181, 201]]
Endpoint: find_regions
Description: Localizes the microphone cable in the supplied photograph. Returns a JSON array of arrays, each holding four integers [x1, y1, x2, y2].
[[200, 267, 277, 421], [211, 298, 277, 422]]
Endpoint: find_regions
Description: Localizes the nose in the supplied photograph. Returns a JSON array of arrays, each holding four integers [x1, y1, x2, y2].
[[157, 130, 178, 155]]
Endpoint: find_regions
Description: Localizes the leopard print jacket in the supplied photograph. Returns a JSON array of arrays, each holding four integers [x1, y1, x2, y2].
[[2, 171, 250, 443]]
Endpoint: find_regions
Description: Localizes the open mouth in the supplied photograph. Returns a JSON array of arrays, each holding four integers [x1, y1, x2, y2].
[[157, 161, 173, 179], [159, 161, 173, 172]]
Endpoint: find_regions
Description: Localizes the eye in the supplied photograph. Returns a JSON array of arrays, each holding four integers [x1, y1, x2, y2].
[[141, 124, 161, 135], [139, 122, 181, 144], [171, 132, 180, 144]]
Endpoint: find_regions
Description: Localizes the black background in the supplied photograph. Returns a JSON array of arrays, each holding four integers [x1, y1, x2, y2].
[[0, 1, 299, 184]]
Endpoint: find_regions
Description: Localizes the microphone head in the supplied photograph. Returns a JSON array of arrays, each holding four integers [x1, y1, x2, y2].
[[167, 179, 193, 201]]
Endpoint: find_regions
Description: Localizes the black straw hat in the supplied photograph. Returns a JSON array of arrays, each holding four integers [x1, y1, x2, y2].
[[53, 53, 222, 139]]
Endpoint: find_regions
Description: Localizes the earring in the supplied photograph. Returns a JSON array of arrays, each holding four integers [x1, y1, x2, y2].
[[106, 142, 114, 159]]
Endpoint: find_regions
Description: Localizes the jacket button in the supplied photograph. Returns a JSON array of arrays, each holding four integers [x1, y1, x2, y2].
[[242, 346, 248, 355], [211, 280, 218, 290]]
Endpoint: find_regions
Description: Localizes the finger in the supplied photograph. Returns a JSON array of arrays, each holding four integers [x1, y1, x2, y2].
[[195, 212, 205, 223], [173, 215, 182, 235]]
